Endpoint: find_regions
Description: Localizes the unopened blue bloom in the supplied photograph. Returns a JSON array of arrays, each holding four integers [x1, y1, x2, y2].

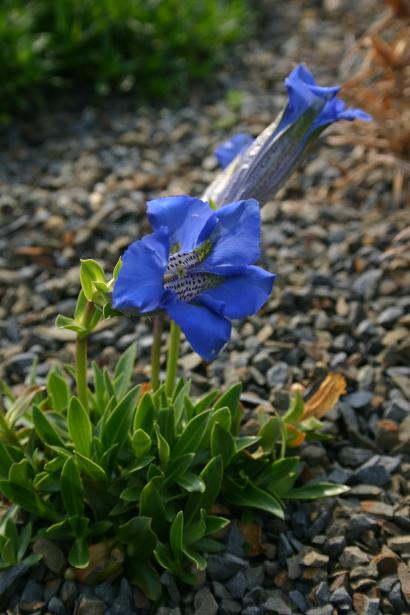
[[113, 196, 275, 361], [215, 133, 254, 169], [204, 64, 371, 207]]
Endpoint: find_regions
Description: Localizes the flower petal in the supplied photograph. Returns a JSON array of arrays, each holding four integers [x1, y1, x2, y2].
[[147, 196, 215, 252], [166, 299, 231, 361], [199, 266, 275, 319], [112, 230, 169, 314], [215, 133, 254, 169], [203, 199, 261, 270]]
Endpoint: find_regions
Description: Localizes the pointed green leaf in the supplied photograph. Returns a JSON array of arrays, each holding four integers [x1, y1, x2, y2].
[[68, 537, 89, 568], [283, 390, 305, 424], [133, 392, 154, 434], [32, 406, 66, 448], [224, 477, 284, 519], [5, 385, 45, 427], [113, 343, 137, 399], [259, 416, 282, 454], [211, 423, 236, 467], [68, 397, 92, 457], [80, 259, 106, 302], [101, 385, 140, 454], [172, 410, 211, 458], [61, 457, 83, 516], [132, 429, 151, 458], [284, 482, 350, 500], [163, 453, 194, 487], [47, 370, 70, 411], [0, 481, 59, 521], [170, 511, 184, 558], [75, 452, 107, 482], [214, 383, 242, 435], [140, 479, 168, 540], [185, 455, 223, 523], [155, 424, 170, 467], [176, 473, 205, 494]]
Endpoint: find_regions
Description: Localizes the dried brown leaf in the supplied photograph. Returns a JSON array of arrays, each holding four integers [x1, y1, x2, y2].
[[303, 373, 347, 420]]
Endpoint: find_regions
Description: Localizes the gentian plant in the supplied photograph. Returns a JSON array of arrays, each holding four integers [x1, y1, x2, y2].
[[0, 64, 370, 601]]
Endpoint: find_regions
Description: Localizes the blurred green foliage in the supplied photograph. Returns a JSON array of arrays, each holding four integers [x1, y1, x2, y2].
[[0, 0, 251, 118]]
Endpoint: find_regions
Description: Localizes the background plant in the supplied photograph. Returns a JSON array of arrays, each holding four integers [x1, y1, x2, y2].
[[0, 0, 251, 120]]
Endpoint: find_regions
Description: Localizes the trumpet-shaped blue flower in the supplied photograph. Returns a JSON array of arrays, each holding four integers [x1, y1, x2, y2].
[[113, 196, 275, 361], [204, 64, 371, 207]]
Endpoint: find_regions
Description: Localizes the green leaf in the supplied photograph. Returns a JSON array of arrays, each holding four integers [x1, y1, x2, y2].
[[119, 486, 141, 502], [8, 459, 30, 487], [17, 521, 32, 561], [154, 542, 175, 572], [157, 407, 176, 446], [68, 537, 89, 568], [74, 290, 87, 320], [194, 390, 220, 415], [101, 385, 140, 455], [113, 343, 137, 399], [204, 515, 230, 535], [140, 479, 168, 540], [61, 457, 84, 516], [132, 429, 151, 458], [261, 457, 301, 495], [283, 391, 304, 424], [68, 397, 92, 457], [176, 473, 205, 493], [5, 385, 45, 427], [195, 537, 226, 553], [75, 452, 107, 482], [133, 392, 154, 435], [0, 481, 59, 521], [183, 546, 207, 570], [55, 315, 86, 334], [235, 435, 260, 452], [224, 477, 284, 519], [155, 424, 170, 467], [32, 406, 66, 448], [185, 455, 223, 523], [33, 472, 61, 492], [80, 259, 106, 302], [259, 416, 282, 454], [170, 511, 184, 558], [68, 514, 89, 538], [183, 511, 206, 546], [214, 383, 242, 435], [47, 370, 70, 411], [128, 560, 161, 601], [284, 482, 350, 500], [211, 423, 236, 467], [118, 517, 157, 557], [172, 410, 211, 458], [163, 453, 194, 487], [0, 443, 16, 478], [113, 258, 123, 280]]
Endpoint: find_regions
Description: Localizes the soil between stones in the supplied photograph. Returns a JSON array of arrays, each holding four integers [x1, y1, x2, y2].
[[0, 1, 409, 613]]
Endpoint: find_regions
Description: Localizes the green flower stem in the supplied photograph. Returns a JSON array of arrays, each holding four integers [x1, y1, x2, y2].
[[165, 320, 181, 399], [75, 301, 96, 412], [151, 314, 164, 392]]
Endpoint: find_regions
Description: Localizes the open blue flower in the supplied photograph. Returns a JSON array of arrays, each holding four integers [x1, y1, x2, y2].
[[113, 196, 275, 361], [204, 64, 371, 206]]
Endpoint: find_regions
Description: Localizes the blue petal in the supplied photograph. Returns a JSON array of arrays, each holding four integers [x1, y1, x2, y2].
[[198, 266, 275, 319], [313, 97, 372, 130], [166, 298, 231, 361], [203, 199, 261, 271], [147, 196, 215, 252], [279, 64, 340, 131], [215, 133, 254, 169], [112, 230, 168, 314]]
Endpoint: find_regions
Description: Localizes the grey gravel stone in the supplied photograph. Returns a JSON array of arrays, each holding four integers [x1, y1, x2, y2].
[[206, 553, 248, 581], [48, 596, 67, 615], [0, 564, 28, 608], [75, 595, 105, 615], [193, 587, 218, 615]]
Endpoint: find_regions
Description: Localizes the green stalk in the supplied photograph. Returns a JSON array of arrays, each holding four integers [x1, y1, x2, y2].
[[150, 314, 164, 392], [76, 336, 89, 411], [165, 320, 181, 399], [0, 408, 22, 448], [75, 301, 96, 412]]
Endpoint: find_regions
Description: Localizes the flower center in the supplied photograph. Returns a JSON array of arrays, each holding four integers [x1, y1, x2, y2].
[[163, 239, 219, 302]]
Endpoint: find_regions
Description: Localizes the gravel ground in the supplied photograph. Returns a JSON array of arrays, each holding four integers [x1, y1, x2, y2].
[[1, 1, 410, 613]]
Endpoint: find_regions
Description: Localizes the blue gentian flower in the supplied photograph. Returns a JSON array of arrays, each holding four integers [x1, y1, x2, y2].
[[204, 64, 371, 207], [113, 196, 275, 361]]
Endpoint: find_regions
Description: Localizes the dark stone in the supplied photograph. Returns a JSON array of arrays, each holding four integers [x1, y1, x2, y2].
[[347, 514, 379, 540], [0, 563, 28, 608], [60, 581, 77, 607], [226, 572, 247, 599], [21, 579, 43, 603], [345, 392, 374, 409], [338, 447, 372, 468], [48, 596, 67, 615], [220, 599, 242, 615], [263, 592, 292, 615], [75, 595, 105, 615], [324, 536, 346, 558], [32, 538, 66, 575], [306, 606, 334, 615], [161, 572, 181, 605], [193, 587, 218, 615], [110, 594, 135, 615], [355, 465, 390, 486], [289, 589, 309, 613], [94, 582, 116, 603], [330, 587, 352, 606], [206, 553, 248, 581]]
